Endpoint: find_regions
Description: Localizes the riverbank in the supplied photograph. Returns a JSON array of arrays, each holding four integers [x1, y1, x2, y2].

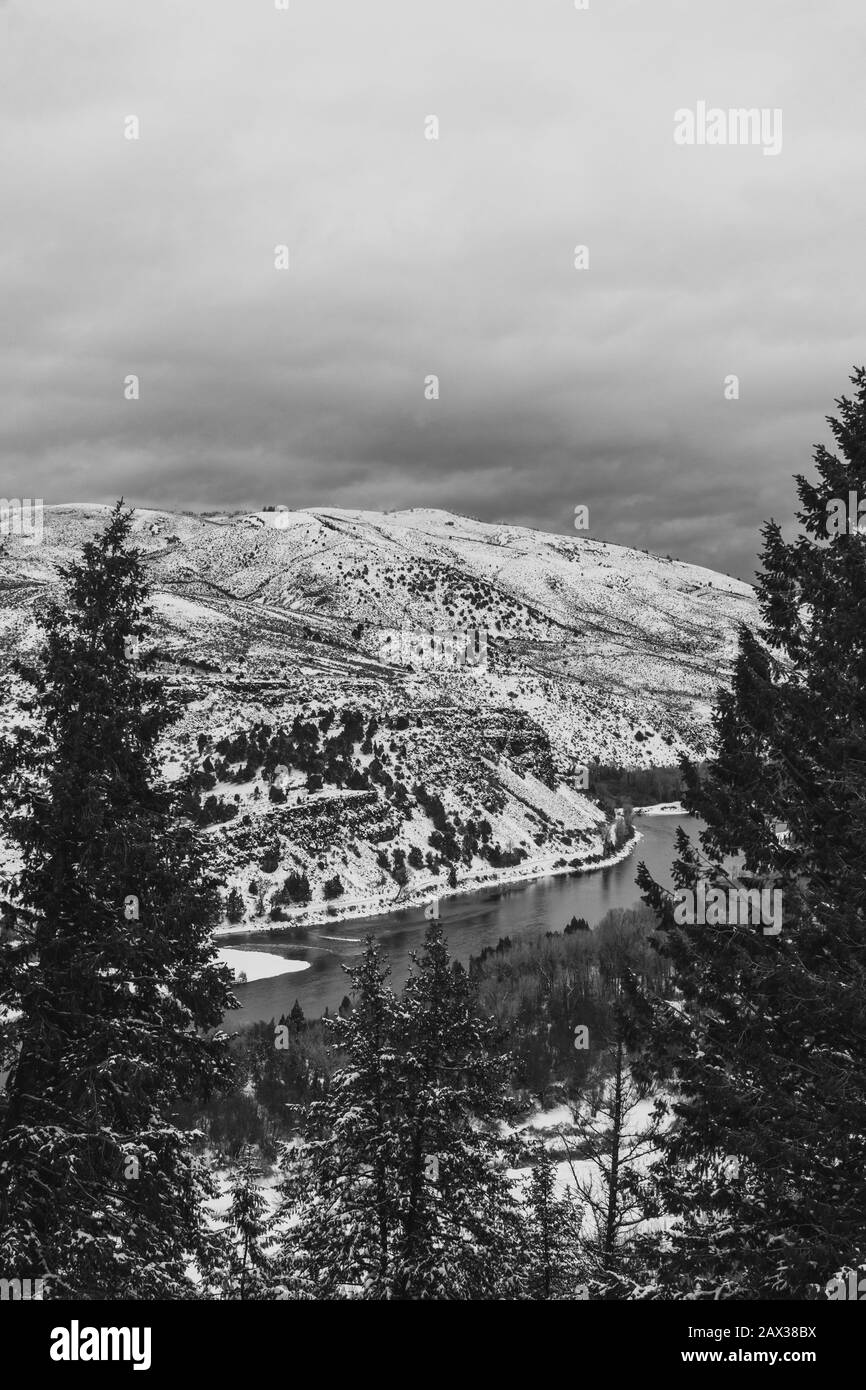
[[219, 814, 696, 1026], [214, 827, 644, 941]]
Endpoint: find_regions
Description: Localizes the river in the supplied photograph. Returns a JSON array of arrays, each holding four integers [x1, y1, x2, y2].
[[220, 814, 700, 1028]]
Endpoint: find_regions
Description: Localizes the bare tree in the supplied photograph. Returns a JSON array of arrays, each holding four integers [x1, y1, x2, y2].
[[562, 1032, 666, 1271]]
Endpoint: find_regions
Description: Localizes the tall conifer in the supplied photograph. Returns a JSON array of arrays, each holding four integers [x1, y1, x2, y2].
[[0, 503, 235, 1298], [632, 370, 866, 1298]]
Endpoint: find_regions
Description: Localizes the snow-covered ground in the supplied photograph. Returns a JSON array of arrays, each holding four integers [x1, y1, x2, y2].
[[214, 826, 643, 938], [0, 504, 751, 939], [217, 948, 311, 982], [507, 1096, 673, 1238]]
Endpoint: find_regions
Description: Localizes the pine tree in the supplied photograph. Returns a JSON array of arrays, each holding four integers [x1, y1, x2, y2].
[[217, 1148, 274, 1300], [632, 369, 866, 1298], [226, 886, 245, 923], [519, 1139, 585, 1300], [278, 927, 519, 1299], [278, 937, 402, 1298], [389, 927, 519, 1299], [0, 502, 236, 1298], [289, 999, 305, 1031]]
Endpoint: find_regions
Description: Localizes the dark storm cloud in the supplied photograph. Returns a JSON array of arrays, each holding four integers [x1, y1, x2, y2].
[[2, 0, 864, 580]]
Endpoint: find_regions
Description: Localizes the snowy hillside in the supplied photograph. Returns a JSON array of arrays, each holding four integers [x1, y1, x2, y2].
[[0, 505, 755, 928]]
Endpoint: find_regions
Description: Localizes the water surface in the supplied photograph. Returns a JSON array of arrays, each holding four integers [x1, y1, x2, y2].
[[222, 814, 699, 1027]]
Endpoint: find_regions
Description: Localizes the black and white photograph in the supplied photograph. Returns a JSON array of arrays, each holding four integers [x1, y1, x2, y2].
[[1, 0, 864, 1366]]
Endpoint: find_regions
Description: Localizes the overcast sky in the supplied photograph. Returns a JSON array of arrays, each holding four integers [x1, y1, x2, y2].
[[2, 0, 864, 580]]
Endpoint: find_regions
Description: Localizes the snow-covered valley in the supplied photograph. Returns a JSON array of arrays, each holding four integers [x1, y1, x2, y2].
[[0, 505, 754, 930]]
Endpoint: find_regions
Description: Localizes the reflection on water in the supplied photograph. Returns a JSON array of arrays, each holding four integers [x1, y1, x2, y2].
[[222, 815, 702, 1028]]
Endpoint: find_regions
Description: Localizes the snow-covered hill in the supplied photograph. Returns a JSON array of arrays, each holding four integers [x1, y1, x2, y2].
[[0, 505, 755, 928]]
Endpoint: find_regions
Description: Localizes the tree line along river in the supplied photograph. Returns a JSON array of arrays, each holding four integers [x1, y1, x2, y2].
[[220, 814, 699, 1028]]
